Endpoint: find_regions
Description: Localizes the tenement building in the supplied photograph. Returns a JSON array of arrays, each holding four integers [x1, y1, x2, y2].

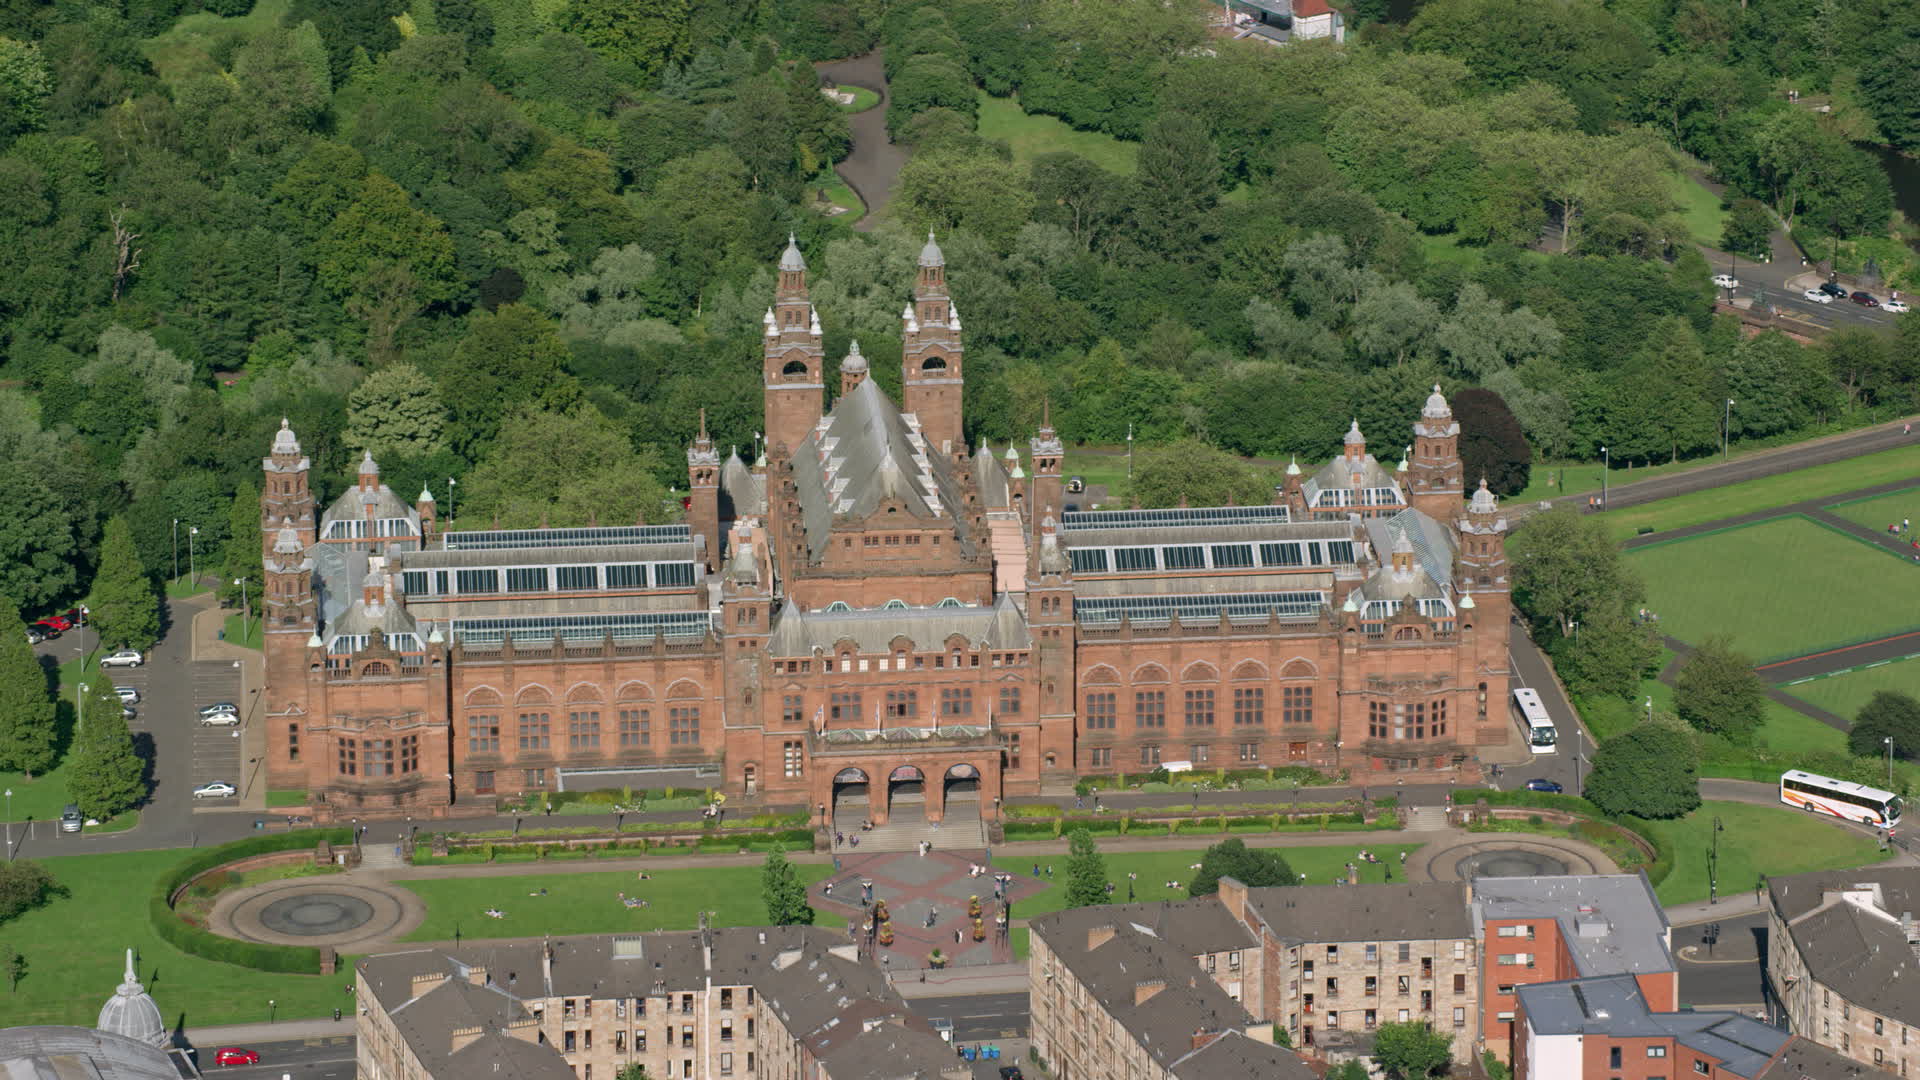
[[261, 234, 1516, 821], [355, 926, 966, 1080], [1767, 868, 1920, 1076]]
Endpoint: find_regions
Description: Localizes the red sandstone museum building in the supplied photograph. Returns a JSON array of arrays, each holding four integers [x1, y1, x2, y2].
[[259, 235, 1516, 823]]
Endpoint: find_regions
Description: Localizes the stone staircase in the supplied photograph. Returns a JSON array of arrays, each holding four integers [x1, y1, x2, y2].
[[358, 843, 408, 870], [1404, 805, 1453, 832], [835, 797, 988, 854]]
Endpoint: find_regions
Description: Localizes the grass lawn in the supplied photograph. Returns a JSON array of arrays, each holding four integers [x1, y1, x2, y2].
[[222, 612, 263, 650], [0, 653, 109, 824], [1825, 489, 1920, 533], [267, 789, 309, 808], [1669, 169, 1730, 247], [1784, 656, 1920, 722], [1630, 517, 1920, 661], [1602, 443, 1920, 541], [834, 85, 879, 112], [1755, 701, 1849, 755], [1510, 457, 1713, 506], [1644, 800, 1885, 906], [810, 173, 864, 222], [165, 579, 211, 599], [0, 849, 357, 1028], [992, 843, 1422, 917], [1060, 450, 1132, 508], [394, 863, 836, 942], [141, 0, 290, 85], [976, 92, 1138, 175]]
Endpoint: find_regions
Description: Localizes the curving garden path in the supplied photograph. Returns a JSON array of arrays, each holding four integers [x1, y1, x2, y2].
[[817, 49, 907, 230]]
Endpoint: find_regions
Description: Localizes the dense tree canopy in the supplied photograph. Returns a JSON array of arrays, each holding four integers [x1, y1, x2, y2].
[[1586, 723, 1701, 820], [1850, 692, 1920, 762]]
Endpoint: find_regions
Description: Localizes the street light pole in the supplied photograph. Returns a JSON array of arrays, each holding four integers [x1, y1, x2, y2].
[[448, 477, 457, 527], [1600, 446, 1609, 509], [1709, 816, 1724, 904], [1723, 399, 1735, 461], [1888, 737, 1895, 789], [235, 578, 250, 642], [188, 527, 198, 589], [171, 519, 179, 584], [4, 788, 11, 861], [1125, 423, 1134, 491], [1646, 695, 1653, 724]]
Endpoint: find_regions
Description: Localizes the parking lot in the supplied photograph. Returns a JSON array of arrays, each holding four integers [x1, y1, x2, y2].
[[187, 659, 245, 810]]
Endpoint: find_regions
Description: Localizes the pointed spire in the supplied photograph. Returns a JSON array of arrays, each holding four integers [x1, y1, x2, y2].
[[949, 302, 962, 332], [1286, 456, 1301, 477], [779, 233, 807, 272], [699, 407, 709, 443], [808, 305, 821, 337], [764, 308, 777, 337], [1041, 397, 1053, 433], [902, 302, 918, 334]]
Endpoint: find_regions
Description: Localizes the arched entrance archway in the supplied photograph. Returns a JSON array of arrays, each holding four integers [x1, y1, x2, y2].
[[944, 763, 980, 802], [832, 767, 869, 827], [887, 765, 925, 821]]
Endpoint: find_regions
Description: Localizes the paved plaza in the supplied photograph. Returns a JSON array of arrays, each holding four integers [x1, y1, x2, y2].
[[814, 851, 1045, 967]]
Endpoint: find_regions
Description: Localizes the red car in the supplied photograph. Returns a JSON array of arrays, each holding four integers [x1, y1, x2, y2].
[[39, 615, 72, 632], [30, 620, 61, 638], [213, 1048, 259, 1066]]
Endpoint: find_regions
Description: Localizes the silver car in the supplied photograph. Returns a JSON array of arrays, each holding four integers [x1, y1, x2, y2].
[[192, 781, 236, 799]]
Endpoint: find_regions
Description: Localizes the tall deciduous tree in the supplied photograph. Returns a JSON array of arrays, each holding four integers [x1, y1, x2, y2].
[[1062, 828, 1107, 908], [1129, 110, 1221, 261], [346, 363, 449, 459], [0, 860, 56, 923], [0, 37, 50, 148], [66, 679, 145, 820], [760, 846, 814, 926], [315, 173, 458, 306], [1673, 636, 1765, 743], [1187, 838, 1295, 896], [1453, 387, 1532, 496], [1507, 509, 1645, 640], [87, 517, 158, 651], [219, 482, 262, 613], [559, 0, 689, 80], [1585, 723, 1700, 820], [1370, 1020, 1453, 1079], [0, 595, 55, 778], [1130, 439, 1275, 509], [1849, 692, 1920, 762], [462, 403, 668, 528]]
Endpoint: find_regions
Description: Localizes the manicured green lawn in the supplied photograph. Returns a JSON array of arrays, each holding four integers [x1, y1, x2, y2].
[[165, 579, 211, 599], [810, 173, 863, 222], [1511, 457, 1710, 506], [268, 789, 309, 808], [1603, 443, 1920, 541], [394, 862, 836, 942], [1630, 517, 1920, 661], [976, 92, 1138, 175], [1060, 450, 1132, 507], [1825, 489, 1920, 533], [1643, 800, 1886, 906], [0, 849, 357, 1028], [0, 653, 110, 823], [1669, 169, 1730, 248], [141, 0, 290, 85], [1785, 657, 1920, 723], [1754, 701, 1849, 755], [992, 843, 1422, 916], [833, 85, 879, 112], [222, 611, 262, 650]]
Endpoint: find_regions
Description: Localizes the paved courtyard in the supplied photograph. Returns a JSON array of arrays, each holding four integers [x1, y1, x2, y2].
[[814, 851, 1046, 968]]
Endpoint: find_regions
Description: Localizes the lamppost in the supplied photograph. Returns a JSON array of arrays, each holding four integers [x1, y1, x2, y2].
[[188, 526, 199, 588], [1125, 422, 1135, 490], [268, 999, 276, 1023], [1887, 737, 1896, 789], [1723, 399, 1735, 461], [1645, 695, 1653, 724], [1709, 816, 1725, 904], [447, 477, 457, 527], [171, 519, 180, 584], [1600, 446, 1609, 509], [4, 788, 11, 861], [234, 578, 251, 643]]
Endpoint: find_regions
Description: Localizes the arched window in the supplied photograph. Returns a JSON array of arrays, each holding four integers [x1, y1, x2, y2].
[[883, 599, 908, 609], [921, 356, 947, 371], [824, 601, 852, 613], [782, 359, 808, 375]]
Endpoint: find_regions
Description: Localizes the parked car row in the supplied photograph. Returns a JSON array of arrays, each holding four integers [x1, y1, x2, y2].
[[26, 607, 86, 642], [1804, 279, 1909, 311]]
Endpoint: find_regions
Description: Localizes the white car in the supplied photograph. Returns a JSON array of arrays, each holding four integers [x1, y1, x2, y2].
[[99, 649, 144, 668], [1885, 298, 1910, 314], [1803, 288, 1834, 304], [192, 781, 236, 799], [1713, 274, 1739, 289], [200, 711, 241, 727], [113, 686, 139, 704]]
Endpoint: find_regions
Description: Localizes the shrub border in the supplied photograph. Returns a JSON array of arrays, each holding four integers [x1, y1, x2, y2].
[[151, 829, 353, 975]]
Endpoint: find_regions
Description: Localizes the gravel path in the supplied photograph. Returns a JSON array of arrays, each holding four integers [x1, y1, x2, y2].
[[817, 49, 907, 231]]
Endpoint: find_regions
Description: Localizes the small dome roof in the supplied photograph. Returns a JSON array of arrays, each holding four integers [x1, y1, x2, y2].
[[1470, 477, 1498, 514], [779, 233, 806, 272], [97, 949, 167, 1048], [1393, 532, 1414, 555], [1458, 592, 1475, 610], [417, 486, 434, 503], [1341, 593, 1360, 614], [358, 448, 379, 476], [272, 418, 301, 455], [1285, 457, 1301, 477], [307, 631, 325, 648], [842, 340, 867, 372], [918, 230, 945, 267], [1422, 384, 1452, 419], [1344, 419, 1365, 445]]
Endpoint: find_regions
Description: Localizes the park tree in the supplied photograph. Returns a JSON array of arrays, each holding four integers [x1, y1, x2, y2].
[[1557, 605, 1662, 701], [87, 517, 159, 652], [1371, 1020, 1453, 1079], [1673, 636, 1765, 743], [0, 860, 56, 924], [559, 0, 689, 80], [66, 679, 145, 821], [461, 403, 670, 528], [1453, 387, 1532, 496], [436, 304, 579, 456], [346, 364, 450, 460], [0, 37, 50, 148], [1187, 838, 1296, 896], [1130, 439, 1274, 509], [1062, 828, 1108, 908], [0, 595, 55, 778], [1129, 110, 1222, 261], [893, 149, 1034, 252], [1585, 723, 1701, 820], [1849, 692, 1920, 761], [1, 945, 21, 991], [1720, 199, 1773, 259], [219, 482, 261, 613], [315, 172, 458, 306], [1507, 509, 1645, 640], [614, 1065, 650, 1080], [1859, 39, 1920, 154], [760, 846, 814, 926]]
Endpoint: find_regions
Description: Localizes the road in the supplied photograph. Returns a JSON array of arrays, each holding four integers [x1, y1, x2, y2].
[[1500, 620, 1592, 797], [188, 1036, 355, 1079], [816, 50, 906, 231], [905, 992, 1031, 1042], [1674, 911, 1769, 1011]]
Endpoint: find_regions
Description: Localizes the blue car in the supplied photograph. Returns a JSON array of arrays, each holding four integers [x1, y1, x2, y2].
[[1525, 779, 1563, 793]]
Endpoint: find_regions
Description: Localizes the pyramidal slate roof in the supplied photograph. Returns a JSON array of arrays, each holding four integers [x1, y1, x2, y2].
[[787, 378, 977, 560]]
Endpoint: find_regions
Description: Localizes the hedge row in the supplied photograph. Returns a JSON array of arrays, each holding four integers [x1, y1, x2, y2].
[[1004, 812, 1373, 840], [1455, 789, 1670, 886], [443, 828, 816, 860], [151, 829, 353, 975]]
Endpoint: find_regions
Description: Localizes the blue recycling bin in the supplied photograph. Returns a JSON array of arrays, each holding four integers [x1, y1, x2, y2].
[[962, 1047, 976, 1062]]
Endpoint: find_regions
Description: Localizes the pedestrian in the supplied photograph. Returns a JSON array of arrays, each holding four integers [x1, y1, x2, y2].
[[1074, 795, 1083, 810], [956, 928, 963, 944]]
